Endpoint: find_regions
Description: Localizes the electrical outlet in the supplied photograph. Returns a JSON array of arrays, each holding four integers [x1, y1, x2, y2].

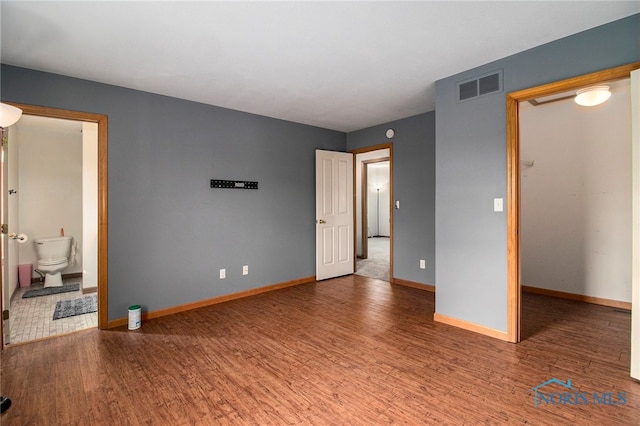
[[419, 259, 426, 269], [243, 265, 249, 275], [219, 268, 226, 279]]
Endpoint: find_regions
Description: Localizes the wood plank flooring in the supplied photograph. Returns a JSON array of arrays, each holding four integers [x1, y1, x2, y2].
[[1, 275, 638, 425]]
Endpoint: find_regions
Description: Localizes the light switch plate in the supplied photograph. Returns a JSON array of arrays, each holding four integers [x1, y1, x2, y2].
[[493, 198, 504, 212]]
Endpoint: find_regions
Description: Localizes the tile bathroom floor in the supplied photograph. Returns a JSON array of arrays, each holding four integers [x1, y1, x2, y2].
[[8, 278, 97, 344]]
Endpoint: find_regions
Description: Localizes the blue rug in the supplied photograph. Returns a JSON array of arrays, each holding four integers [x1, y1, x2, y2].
[[53, 295, 97, 320], [22, 283, 79, 298]]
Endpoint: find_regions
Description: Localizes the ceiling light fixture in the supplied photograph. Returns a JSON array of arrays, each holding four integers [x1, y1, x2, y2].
[[0, 103, 23, 128], [574, 85, 611, 107]]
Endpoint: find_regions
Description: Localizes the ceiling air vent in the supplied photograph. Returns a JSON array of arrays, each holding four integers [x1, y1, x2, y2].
[[457, 70, 503, 103]]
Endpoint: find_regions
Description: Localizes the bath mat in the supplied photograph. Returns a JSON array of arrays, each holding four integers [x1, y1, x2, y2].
[[22, 283, 80, 299], [53, 295, 97, 320]]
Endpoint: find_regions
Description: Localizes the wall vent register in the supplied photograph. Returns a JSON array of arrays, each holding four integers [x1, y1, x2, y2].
[[457, 70, 503, 102], [210, 179, 258, 189]]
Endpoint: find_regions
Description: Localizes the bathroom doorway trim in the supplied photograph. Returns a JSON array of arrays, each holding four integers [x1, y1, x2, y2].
[[7, 103, 109, 332]]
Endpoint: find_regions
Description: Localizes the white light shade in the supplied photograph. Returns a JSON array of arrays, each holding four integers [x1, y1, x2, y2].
[[0, 103, 23, 128], [574, 86, 611, 107]]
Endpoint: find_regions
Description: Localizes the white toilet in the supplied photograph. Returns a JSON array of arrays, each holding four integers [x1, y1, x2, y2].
[[34, 236, 73, 288]]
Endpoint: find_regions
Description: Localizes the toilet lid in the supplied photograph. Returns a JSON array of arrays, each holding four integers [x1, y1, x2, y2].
[[38, 257, 67, 266]]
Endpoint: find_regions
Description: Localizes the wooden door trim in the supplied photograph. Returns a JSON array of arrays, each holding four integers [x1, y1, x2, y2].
[[5, 103, 109, 332], [506, 62, 640, 343], [350, 143, 393, 281]]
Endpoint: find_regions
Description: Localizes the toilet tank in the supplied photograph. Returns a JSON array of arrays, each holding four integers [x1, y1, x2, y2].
[[34, 236, 73, 260]]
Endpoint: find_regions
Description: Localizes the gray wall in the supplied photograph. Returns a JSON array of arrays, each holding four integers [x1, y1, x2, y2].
[[1, 65, 345, 320], [435, 15, 639, 332], [347, 112, 436, 285]]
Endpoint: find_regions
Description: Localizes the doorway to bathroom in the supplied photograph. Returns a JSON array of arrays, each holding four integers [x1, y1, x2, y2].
[[1, 104, 108, 347]]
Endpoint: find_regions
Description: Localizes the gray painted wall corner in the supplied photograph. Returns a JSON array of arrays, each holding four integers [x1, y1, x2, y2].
[[1, 64, 346, 320]]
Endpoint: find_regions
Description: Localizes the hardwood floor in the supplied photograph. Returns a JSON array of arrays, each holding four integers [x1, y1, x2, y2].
[[1, 275, 638, 425]]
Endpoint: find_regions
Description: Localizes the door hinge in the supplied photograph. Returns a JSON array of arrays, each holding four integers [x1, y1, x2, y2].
[[0, 224, 7, 234], [2, 310, 8, 320]]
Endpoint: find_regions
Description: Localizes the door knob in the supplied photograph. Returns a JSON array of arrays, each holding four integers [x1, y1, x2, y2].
[[316, 219, 326, 224]]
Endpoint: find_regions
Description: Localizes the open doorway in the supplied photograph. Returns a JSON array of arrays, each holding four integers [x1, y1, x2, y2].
[[519, 78, 632, 337], [506, 62, 639, 344], [0, 104, 108, 347], [352, 145, 392, 281], [3, 116, 98, 344]]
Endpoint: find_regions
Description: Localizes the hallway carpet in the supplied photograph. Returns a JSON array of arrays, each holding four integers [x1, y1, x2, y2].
[[355, 237, 389, 281]]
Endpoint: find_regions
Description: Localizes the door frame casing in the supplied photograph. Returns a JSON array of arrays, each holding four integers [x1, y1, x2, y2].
[[506, 62, 640, 343], [1, 103, 108, 344], [350, 143, 393, 280]]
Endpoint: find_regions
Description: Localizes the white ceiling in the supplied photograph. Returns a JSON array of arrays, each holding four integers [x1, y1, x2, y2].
[[1, 1, 638, 132]]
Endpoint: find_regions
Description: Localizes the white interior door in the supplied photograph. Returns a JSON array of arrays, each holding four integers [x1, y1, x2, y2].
[[316, 149, 354, 280], [2, 125, 21, 346], [631, 68, 639, 380], [1, 127, 14, 345], [1, 128, 7, 346]]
